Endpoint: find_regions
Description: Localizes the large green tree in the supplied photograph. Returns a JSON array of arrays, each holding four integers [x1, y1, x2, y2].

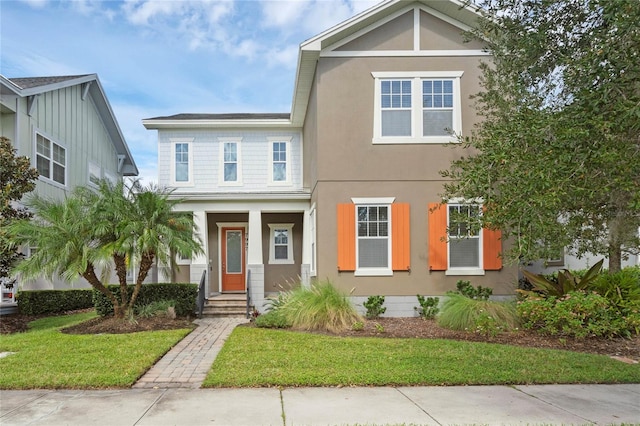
[[0, 137, 39, 288], [9, 181, 203, 318], [442, 0, 640, 272]]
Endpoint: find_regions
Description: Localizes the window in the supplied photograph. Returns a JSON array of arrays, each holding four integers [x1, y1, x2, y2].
[[448, 204, 481, 270], [428, 202, 502, 274], [337, 198, 410, 276], [219, 138, 242, 185], [36, 133, 65, 185], [268, 137, 291, 185], [170, 139, 194, 185], [88, 162, 101, 187], [372, 71, 463, 144], [268, 224, 294, 264]]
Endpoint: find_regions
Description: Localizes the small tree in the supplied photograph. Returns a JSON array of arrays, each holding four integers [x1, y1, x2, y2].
[[0, 137, 39, 289], [442, 0, 640, 272], [9, 180, 203, 318]]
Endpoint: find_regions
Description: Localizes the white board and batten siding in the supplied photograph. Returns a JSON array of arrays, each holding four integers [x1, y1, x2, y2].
[[158, 129, 303, 192]]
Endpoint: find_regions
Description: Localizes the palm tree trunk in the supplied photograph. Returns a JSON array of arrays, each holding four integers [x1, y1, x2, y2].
[[113, 253, 129, 308], [81, 264, 124, 318], [129, 252, 154, 311]]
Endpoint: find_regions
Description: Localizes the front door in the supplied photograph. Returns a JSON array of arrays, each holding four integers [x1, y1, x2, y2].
[[221, 227, 245, 292]]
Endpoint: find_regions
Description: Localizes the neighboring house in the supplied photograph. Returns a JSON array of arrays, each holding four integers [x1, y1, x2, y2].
[[0, 74, 138, 308], [144, 0, 519, 316]]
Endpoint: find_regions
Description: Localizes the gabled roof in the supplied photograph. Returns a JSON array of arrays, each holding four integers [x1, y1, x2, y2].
[[0, 74, 138, 176], [143, 0, 482, 130]]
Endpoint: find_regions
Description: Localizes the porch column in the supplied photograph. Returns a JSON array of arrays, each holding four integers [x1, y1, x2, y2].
[[301, 208, 311, 288], [247, 209, 265, 311], [190, 210, 208, 285]]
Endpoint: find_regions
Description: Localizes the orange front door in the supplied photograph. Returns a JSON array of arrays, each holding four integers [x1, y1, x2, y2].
[[221, 227, 245, 292]]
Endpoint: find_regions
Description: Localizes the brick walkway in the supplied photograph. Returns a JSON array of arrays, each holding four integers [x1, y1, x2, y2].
[[133, 317, 248, 389]]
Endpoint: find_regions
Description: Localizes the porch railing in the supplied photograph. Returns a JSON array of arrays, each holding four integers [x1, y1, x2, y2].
[[245, 269, 252, 319], [196, 270, 206, 319]]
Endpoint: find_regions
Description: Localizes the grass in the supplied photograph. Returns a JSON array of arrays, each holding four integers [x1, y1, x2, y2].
[[0, 311, 193, 389], [437, 293, 520, 332], [203, 327, 640, 387], [272, 280, 362, 333]]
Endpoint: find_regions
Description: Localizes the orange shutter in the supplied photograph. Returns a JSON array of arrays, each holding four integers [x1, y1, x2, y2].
[[337, 203, 356, 271], [483, 228, 503, 270], [391, 203, 410, 271], [428, 202, 448, 271]]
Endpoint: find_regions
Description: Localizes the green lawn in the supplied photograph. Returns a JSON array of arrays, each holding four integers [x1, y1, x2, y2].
[[204, 327, 640, 387], [0, 312, 193, 389]]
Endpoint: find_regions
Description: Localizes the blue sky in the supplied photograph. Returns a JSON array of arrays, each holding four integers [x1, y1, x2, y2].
[[1, 0, 381, 184]]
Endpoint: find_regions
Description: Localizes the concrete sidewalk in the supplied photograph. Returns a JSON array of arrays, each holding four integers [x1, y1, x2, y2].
[[1, 384, 639, 425]]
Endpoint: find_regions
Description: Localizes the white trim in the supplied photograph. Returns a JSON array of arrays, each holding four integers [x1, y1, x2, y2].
[[372, 72, 463, 144], [34, 129, 67, 189], [321, 50, 489, 58], [218, 137, 243, 186], [217, 222, 248, 293], [353, 202, 393, 277], [268, 223, 295, 264], [309, 204, 317, 277], [351, 197, 395, 204], [170, 138, 194, 186], [267, 137, 292, 186]]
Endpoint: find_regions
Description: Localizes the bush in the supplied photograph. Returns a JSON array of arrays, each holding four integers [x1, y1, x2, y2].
[[363, 295, 386, 319], [589, 266, 640, 306], [136, 300, 176, 319], [455, 280, 493, 300], [415, 295, 440, 319], [276, 280, 362, 333], [254, 310, 291, 328], [517, 291, 640, 338], [93, 283, 197, 317], [17, 289, 94, 315], [438, 293, 520, 336]]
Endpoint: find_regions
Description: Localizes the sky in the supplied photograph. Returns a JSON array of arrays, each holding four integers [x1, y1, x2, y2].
[[1, 0, 382, 184]]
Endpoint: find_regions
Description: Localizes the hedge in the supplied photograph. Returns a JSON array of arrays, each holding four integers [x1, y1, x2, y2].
[[93, 283, 197, 317], [17, 289, 94, 315]]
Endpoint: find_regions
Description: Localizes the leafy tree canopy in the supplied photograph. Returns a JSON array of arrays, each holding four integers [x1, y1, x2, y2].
[[442, 0, 640, 272], [0, 136, 39, 285]]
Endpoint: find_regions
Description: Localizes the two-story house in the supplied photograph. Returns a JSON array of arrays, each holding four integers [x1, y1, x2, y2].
[[144, 0, 519, 316], [0, 74, 138, 306]]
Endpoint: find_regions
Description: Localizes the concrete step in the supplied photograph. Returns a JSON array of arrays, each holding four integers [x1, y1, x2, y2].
[[201, 295, 251, 318]]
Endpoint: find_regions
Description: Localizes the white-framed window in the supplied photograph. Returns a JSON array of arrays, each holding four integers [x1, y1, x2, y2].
[[268, 224, 294, 264], [170, 138, 194, 186], [88, 162, 101, 187], [219, 138, 242, 185], [353, 197, 394, 276], [35, 132, 66, 186], [268, 137, 291, 185], [447, 203, 483, 275], [372, 71, 463, 144]]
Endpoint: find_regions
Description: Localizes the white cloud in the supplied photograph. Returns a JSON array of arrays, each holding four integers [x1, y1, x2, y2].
[[261, 0, 308, 28], [18, 0, 48, 9]]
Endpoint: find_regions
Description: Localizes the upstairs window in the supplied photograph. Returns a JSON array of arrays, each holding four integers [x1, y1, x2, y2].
[[373, 71, 463, 144], [36, 133, 66, 186], [170, 138, 193, 186], [219, 138, 242, 185], [268, 137, 292, 185]]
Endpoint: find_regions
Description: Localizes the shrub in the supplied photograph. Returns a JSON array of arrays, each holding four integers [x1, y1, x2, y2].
[[363, 295, 386, 319], [136, 300, 176, 319], [414, 295, 440, 319], [589, 266, 640, 306], [438, 293, 520, 336], [17, 289, 94, 315], [517, 291, 640, 338], [455, 280, 493, 300], [521, 259, 603, 297], [276, 280, 362, 333], [93, 283, 197, 317], [254, 310, 291, 328]]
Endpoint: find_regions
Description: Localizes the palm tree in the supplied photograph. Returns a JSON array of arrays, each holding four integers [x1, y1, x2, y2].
[[10, 180, 203, 319]]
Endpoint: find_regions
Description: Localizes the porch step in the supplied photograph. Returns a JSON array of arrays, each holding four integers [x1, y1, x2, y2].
[[201, 294, 251, 318]]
